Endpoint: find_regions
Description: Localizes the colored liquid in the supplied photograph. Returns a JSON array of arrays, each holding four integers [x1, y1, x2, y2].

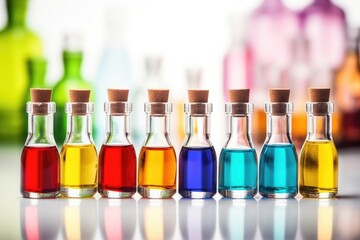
[[138, 146, 177, 198], [179, 146, 217, 198], [21, 145, 60, 197], [60, 144, 98, 197], [218, 148, 257, 198], [259, 144, 298, 198], [300, 141, 338, 198], [98, 144, 137, 197]]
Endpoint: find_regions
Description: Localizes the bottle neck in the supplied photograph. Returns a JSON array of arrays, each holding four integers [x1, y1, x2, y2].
[[184, 114, 212, 147], [104, 115, 131, 145], [225, 115, 253, 149], [27, 58, 47, 87], [6, 0, 27, 28], [144, 114, 172, 147], [26, 114, 56, 146], [65, 114, 93, 144], [306, 114, 332, 141], [63, 51, 82, 78], [266, 114, 292, 144]]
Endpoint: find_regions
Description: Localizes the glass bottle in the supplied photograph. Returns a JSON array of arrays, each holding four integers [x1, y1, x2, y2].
[[179, 90, 217, 198], [0, 0, 43, 143], [219, 89, 257, 198], [335, 28, 360, 146], [259, 89, 298, 198], [300, 88, 338, 198], [98, 89, 136, 198], [138, 89, 177, 198], [21, 88, 59, 198], [53, 36, 93, 145], [60, 89, 97, 198]]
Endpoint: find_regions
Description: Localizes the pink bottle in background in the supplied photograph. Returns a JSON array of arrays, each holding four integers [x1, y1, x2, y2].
[[248, 0, 300, 143], [300, 0, 346, 72]]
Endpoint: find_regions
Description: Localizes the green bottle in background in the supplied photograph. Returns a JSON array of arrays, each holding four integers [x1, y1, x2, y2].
[[53, 37, 93, 145], [0, 0, 43, 144]]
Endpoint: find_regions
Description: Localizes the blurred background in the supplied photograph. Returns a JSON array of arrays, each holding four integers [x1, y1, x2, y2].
[[1, 0, 360, 152]]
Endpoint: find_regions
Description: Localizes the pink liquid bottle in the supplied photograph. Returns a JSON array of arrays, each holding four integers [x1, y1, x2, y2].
[[248, 0, 300, 143]]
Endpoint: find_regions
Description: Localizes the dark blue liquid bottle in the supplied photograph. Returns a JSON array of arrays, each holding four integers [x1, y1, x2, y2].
[[259, 144, 297, 197], [179, 146, 217, 197]]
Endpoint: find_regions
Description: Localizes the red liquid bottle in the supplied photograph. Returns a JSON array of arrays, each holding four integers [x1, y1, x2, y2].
[[21, 88, 60, 198], [98, 89, 137, 198]]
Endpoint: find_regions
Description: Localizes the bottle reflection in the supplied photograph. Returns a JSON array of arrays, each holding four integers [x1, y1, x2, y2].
[[179, 198, 216, 240], [259, 199, 298, 240], [138, 198, 176, 240], [21, 198, 61, 240], [99, 198, 136, 240], [300, 199, 336, 239], [334, 198, 360, 239], [61, 198, 97, 239], [219, 198, 257, 240]]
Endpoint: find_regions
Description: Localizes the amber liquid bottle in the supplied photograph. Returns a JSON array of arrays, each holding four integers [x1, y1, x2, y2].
[[138, 89, 177, 198]]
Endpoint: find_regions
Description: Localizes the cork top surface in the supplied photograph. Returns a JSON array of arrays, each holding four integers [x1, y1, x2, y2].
[[269, 88, 290, 102], [229, 89, 249, 103], [148, 89, 169, 102], [309, 88, 330, 102], [188, 90, 209, 103], [108, 89, 129, 102], [30, 88, 52, 102], [69, 89, 90, 102]]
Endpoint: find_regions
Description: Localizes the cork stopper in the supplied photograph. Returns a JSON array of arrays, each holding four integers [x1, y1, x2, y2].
[[30, 88, 53, 115], [269, 89, 290, 103], [188, 90, 209, 114], [107, 89, 129, 115], [148, 89, 169, 102], [309, 88, 330, 102], [68, 89, 91, 115], [308, 88, 331, 115], [229, 89, 249, 103], [108, 89, 129, 102], [268, 88, 290, 115], [228, 89, 250, 114], [188, 90, 208, 103], [147, 89, 169, 114]]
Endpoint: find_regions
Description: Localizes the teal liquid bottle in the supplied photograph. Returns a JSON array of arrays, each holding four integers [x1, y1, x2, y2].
[[53, 36, 93, 145], [219, 89, 257, 198], [259, 89, 298, 198]]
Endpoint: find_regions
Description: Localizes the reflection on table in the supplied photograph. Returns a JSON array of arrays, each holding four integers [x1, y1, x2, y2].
[[179, 198, 216, 240], [98, 198, 136, 239], [138, 198, 176, 240]]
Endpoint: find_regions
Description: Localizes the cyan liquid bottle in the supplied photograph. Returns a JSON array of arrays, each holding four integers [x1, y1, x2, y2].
[[259, 89, 298, 198], [179, 90, 217, 198], [219, 89, 257, 198]]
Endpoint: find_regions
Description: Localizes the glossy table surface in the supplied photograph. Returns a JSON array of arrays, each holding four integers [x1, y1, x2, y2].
[[1, 145, 360, 239]]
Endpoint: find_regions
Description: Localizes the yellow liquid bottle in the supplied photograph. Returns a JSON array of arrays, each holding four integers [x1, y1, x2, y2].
[[138, 89, 177, 198], [299, 88, 338, 198], [60, 90, 98, 198]]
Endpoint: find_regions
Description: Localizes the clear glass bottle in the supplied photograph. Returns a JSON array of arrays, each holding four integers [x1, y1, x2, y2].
[[179, 90, 217, 198], [138, 89, 177, 198], [60, 90, 97, 198], [259, 89, 298, 198], [98, 89, 136, 198], [219, 89, 257, 198], [21, 88, 59, 198], [300, 88, 338, 198]]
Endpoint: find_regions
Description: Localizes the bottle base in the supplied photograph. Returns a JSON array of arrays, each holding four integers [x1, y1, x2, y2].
[[300, 191, 337, 199], [179, 190, 215, 199], [219, 189, 256, 199], [99, 189, 135, 198], [22, 191, 59, 199], [138, 186, 175, 199], [260, 192, 297, 199], [61, 187, 97, 198]]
